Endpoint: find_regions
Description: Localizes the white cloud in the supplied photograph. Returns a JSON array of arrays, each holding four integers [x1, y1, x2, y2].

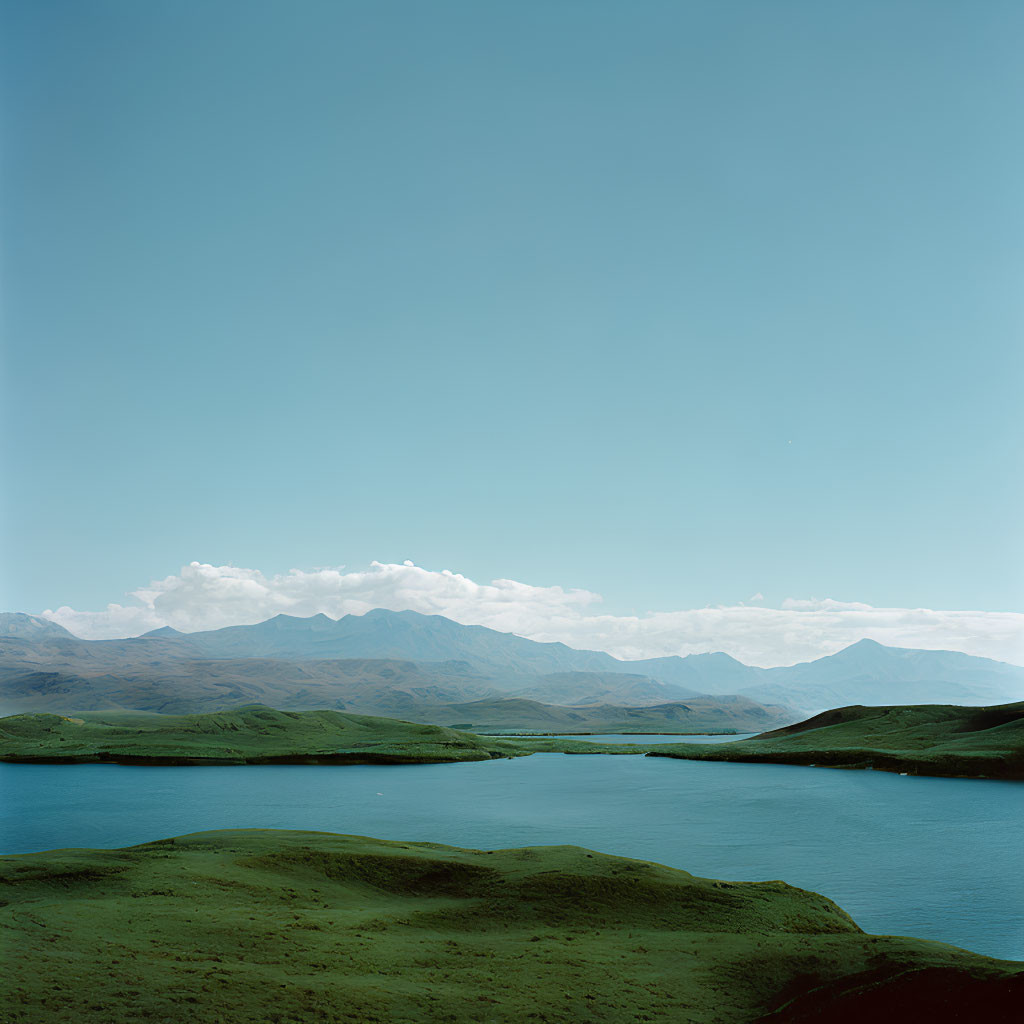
[[41, 560, 1024, 668]]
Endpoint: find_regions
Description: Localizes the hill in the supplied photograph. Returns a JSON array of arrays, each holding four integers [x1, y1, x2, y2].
[[0, 706, 782, 765], [5, 701, 1021, 778], [649, 700, 1024, 779], [0, 706, 526, 766], [1, 828, 1020, 1024]]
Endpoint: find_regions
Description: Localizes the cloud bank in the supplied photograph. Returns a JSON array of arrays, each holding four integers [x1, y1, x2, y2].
[[42, 560, 1024, 668]]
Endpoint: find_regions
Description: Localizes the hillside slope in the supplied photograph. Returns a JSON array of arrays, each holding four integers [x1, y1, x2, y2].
[[0, 706, 525, 765], [2, 829, 1020, 1024], [649, 701, 1024, 779]]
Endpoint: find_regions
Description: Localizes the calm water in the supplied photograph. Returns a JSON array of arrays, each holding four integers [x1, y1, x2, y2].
[[544, 733, 757, 744], [2, 754, 1022, 960]]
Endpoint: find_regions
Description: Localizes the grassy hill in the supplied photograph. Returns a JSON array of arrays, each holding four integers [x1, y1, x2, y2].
[[648, 701, 1024, 779], [5, 702, 1023, 777], [2, 829, 1020, 1024], [0, 706, 753, 765], [0, 706, 527, 765]]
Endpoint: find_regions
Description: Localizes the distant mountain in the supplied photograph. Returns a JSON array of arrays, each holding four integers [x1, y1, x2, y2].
[[4, 608, 1022, 716], [0, 613, 76, 641], [509, 672, 701, 706], [147, 609, 624, 675], [0, 647, 503, 717], [0, 612, 792, 731], [96, 608, 1024, 710], [744, 638, 1024, 710], [0, 653, 793, 733], [396, 695, 793, 735]]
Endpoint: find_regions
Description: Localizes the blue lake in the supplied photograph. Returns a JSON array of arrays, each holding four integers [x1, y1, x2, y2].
[[543, 733, 757, 743], [2, 753, 1022, 961]]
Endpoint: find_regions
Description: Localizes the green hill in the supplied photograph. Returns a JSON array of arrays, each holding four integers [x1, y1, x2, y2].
[[0, 705, 723, 765], [0, 705, 526, 765], [2, 829, 1020, 1024], [5, 701, 1023, 778], [648, 701, 1024, 779]]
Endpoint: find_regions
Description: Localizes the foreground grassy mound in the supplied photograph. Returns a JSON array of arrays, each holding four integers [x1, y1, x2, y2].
[[0, 705, 527, 765], [2, 829, 1020, 1024], [649, 701, 1024, 779]]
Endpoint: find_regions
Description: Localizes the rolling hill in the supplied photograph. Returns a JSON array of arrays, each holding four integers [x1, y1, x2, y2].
[[649, 700, 1024, 779], [0, 706, 526, 765], [2, 828, 1021, 1024]]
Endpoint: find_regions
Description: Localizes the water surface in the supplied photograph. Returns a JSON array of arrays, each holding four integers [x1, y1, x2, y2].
[[544, 732, 757, 744], [3, 754, 1021, 960]]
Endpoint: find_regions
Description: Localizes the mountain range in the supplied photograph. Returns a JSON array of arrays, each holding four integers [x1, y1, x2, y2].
[[1, 609, 1021, 731]]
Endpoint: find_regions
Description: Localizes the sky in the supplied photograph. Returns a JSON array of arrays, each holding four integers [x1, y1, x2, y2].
[[2, 1, 1022, 663]]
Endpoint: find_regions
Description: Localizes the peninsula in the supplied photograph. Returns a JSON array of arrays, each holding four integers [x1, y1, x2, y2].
[[648, 701, 1024, 779]]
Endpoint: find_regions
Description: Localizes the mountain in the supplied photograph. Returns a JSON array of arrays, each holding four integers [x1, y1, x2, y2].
[[77, 609, 1024, 710], [141, 626, 186, 638], [0, 647, 502, 717], [509, 671, 701, 706], [0, 613, 76, 641], [4, 608, 1022, 718], [393, 695, 792, 734], [0, 640, 795, 732], [744, 638, 1024, 709], [142, 609, 625, 675], [0, 614, 793, 731]]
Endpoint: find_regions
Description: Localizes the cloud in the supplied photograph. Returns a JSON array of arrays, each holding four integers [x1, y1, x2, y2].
[[41, 560, 1024, 668]]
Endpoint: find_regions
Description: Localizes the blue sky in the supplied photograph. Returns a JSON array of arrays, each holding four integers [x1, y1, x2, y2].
[[2, 0, 1022, 626]]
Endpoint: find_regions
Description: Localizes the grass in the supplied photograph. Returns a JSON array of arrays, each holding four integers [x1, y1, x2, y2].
[[647, 701, 1024, 779], [2, 828, 1021, 1024], [3, 701, 1023, 779], [0, 705, 529, 765]]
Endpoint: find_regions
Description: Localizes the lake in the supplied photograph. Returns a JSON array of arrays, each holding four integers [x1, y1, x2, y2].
[[2, 753, 1022, 961], [544, 732, 757, 743]]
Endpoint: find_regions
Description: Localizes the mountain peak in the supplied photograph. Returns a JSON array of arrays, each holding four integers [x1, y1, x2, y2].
[[0, 613, 76, 640], [683, 651, 746, 666], [142, 626, 185, 638], [842, 638, 886, 653], [265, 613, 335, 628]]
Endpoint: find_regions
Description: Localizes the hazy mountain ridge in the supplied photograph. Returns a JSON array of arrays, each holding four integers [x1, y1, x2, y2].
[[748, 638, 1024, 708], [0, 613, 76, 641], [2, 609, 1022, 721]]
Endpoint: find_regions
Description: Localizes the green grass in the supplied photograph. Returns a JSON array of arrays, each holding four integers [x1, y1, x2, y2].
[[4, 701, 1023, 779], [647, 701, 1024, 779], [2, 829, 1021, 1024], [0, 705, 702, 765], [0, 705, 528, 765]]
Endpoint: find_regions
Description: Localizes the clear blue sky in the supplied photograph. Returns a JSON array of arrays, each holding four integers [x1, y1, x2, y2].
[[2, 0, 1021, 616]]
